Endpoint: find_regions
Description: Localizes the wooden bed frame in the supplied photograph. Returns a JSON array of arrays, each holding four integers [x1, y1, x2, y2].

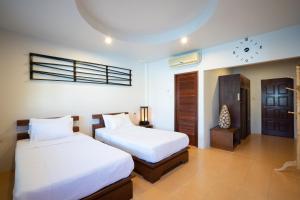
[[92, 112, 189, 183], [16, 116, 133, 200]]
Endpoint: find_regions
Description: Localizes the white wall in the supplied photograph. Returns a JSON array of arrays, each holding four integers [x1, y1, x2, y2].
[[147, 25, 300, 148], [200, 25, 300, 70], [0, 30, 145, 172], [231, 58, 299, 135]]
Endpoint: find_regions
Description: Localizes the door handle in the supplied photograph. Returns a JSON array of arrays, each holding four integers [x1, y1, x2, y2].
[[288, 111, 294, 114], [237, 93, 240, 101]]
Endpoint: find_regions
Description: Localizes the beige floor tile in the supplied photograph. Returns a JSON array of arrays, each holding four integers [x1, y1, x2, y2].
[[236, 187, 268, 200], [268, 172, 300, 200], [205, 183, 240, 200], [238, 162, 273, 198], [169, 179, 211, 200], [133, 187, 171, 200], [0, 171, 13, 200], [132, 174, 154, 195]]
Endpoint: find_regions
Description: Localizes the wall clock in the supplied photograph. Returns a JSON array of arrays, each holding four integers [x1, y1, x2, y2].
[[233, 37, 262, 63]]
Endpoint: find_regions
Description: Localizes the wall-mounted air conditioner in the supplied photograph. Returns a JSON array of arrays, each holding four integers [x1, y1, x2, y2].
[[169, 51, 201, 67]]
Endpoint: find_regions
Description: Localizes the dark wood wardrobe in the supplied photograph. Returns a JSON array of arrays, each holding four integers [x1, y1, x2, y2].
[[219, 74, 251, 140]]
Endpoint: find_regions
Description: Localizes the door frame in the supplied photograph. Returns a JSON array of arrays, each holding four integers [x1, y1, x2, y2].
[[174, 71, 198, 147], [261, 78, 294, 138]]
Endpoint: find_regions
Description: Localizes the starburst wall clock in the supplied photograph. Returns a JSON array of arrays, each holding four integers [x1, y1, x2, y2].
[[233, 37, 262, 63]]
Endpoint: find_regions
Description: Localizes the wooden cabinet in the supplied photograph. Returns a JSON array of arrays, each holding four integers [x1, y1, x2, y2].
[[210, 127, 239, 151], [219, 74, 250, 140]]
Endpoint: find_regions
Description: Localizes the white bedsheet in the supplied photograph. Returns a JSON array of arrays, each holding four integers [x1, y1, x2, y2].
[[95, 126, 189, 163], [14, 133, 134, 200]]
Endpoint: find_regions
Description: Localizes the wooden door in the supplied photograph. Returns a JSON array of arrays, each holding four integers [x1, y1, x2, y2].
[[175, 72, 198, 146], [261, 78, 294, 138]]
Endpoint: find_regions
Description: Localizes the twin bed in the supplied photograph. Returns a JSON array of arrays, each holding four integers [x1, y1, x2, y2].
[[92, 112, 189, 183], [15, 116, 134, 200], [14, 113, 189, 199]]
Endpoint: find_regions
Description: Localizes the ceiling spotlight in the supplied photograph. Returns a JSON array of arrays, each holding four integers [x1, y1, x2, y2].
[[180, 37, 188, 44], [105, 36, 112, 44]]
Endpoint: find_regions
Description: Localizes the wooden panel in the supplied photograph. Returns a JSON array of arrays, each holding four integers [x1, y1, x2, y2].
[[261, 78, 294, 138], [175, 71, 198, 146], [266, 85, 275, 94], [16, 119, 30, 126], [73, 126, 80, 132], [266, 96, 275, 106], [278, 84, 288, 94], [278, 96, 288, 106]]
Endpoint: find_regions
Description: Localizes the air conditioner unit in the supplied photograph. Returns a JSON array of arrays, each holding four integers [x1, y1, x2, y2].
[[169, 51, 201, 67]]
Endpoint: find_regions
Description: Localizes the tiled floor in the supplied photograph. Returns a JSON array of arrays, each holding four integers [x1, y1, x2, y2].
[[132, 134, 300, 200], [0, 171, 13, 200], [1, 134, 299, 200]]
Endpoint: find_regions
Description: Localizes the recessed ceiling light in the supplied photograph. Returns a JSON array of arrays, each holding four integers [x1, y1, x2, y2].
[[105, 36, 112, 44], [180, 36, 188, 44]]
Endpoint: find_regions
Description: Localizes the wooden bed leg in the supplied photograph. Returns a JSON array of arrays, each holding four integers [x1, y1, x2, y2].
[[143, 173, 161, 183]]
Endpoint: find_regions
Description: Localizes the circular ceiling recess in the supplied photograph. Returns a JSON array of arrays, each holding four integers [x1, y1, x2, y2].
[[75, 0, 218, 44]]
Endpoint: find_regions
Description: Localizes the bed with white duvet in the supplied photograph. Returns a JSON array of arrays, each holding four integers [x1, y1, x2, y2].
[[14, 133, 134, 200], [95, 122, 189, 163]]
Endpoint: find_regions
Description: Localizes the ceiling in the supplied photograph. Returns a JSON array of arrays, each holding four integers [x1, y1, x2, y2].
[[0, 0, 299, 65], [76, 0, 217, 43]]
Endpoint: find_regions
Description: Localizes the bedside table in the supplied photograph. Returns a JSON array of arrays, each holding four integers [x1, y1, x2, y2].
[[139, 124, 153, 128]]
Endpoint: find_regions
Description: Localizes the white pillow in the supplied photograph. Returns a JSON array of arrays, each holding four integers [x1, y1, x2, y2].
[[103, 113, 125, 129], [29, 116, 74, 141], [122, 114, 134, 127], [102, 114, 113, 129], [103, 113, 134, 129]]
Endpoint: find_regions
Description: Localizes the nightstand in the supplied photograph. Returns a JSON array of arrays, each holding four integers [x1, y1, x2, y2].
[[139, 124, 153, 128]]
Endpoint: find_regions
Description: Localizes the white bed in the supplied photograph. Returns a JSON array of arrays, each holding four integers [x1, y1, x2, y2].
[[95, 125, 189, 163], [14, 133, 134, 200]]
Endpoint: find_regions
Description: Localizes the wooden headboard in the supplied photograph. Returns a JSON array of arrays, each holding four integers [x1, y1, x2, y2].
[[16, 116, 80, 141], [92, 112, 128, 138]]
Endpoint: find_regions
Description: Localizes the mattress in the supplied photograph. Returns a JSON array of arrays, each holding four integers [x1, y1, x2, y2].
[[14, 133, 134, 200], [95, 126, 189, 163]]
